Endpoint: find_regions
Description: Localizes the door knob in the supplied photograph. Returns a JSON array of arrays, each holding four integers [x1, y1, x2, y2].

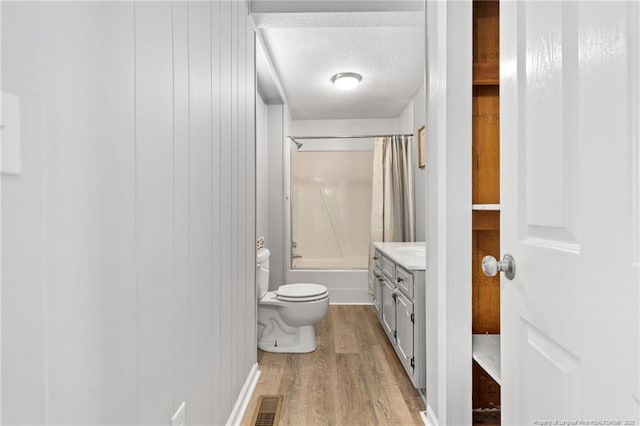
[[482, 254, 516, 280]]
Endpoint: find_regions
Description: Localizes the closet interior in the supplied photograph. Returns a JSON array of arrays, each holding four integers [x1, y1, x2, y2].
[[471, 1, 501, 424]]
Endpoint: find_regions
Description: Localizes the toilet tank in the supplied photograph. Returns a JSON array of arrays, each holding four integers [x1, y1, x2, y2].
[[256, 249, 270, 299]]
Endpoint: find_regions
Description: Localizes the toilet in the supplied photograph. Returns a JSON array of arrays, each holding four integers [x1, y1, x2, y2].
[[256, 248, 329, 353]]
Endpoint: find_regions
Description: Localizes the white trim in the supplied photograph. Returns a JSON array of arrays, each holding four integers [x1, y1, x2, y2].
[[225, 363, 261, 426], [0, 1, 3, 418], [425, 0, 473, 424], [327, 288, 372, 304], [283, 106, 291, 285], [254, 31, 288, 105], [420, 405, 439, 426]]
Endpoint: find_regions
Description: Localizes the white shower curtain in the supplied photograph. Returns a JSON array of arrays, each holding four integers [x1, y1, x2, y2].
[[368, 135, 415, 295]]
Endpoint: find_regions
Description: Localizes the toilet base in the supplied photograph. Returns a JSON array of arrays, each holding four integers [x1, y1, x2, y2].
[[258, 324, 317, 353]]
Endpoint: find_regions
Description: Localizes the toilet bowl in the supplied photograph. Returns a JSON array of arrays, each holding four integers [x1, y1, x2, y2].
[[256, 249, 330, 353]]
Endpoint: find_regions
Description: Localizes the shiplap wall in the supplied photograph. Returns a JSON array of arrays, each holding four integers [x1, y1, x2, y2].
[[1, 1, 256, 424]]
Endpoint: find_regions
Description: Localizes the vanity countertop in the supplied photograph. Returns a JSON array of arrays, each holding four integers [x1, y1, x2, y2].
[[373, 241, 426, 271]]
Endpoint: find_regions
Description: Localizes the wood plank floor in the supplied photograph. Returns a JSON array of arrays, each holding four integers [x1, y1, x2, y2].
[[241, 305, 426, 426]]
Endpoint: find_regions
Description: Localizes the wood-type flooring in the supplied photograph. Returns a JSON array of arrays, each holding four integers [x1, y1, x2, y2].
[[241, 305, 425, 426]]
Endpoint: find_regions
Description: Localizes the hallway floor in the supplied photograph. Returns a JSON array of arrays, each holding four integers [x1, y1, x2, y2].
[[241, 305, 425, 426]]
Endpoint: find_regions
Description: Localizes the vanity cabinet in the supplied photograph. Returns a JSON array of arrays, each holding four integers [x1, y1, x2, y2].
[[373, 244, 426, 389], [395, 290, 414, 369], [374, 272, 384, 316], [381, 278, 396, 339]]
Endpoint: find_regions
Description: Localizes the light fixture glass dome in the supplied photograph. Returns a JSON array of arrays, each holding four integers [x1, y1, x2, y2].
[[331, 72, 362, 90]]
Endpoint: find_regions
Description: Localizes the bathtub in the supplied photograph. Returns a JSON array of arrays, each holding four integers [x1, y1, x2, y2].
[[291, 256, 368, 269], [286, 267, 372, 305]]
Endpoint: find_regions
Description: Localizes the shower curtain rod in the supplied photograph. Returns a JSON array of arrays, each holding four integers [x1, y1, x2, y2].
[[288, 134, 413, 141]]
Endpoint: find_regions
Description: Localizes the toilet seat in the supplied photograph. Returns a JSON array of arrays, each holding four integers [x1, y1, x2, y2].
[[276, 293, 329, 302], [276, 283, 328, 302]]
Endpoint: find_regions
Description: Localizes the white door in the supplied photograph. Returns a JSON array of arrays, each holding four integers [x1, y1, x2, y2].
[[500, 1, 639, 423]]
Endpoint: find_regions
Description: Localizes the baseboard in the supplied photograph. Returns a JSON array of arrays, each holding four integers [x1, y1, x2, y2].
[[420, 404, 439, 426], [284, 270, 371, 304], [327, 288, 373, 304], [226, 362, 261, 426]]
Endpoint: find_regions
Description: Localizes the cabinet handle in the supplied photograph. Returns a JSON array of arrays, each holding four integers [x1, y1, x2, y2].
[[397, 277, 404, 283], [374, 256, 380, 260]]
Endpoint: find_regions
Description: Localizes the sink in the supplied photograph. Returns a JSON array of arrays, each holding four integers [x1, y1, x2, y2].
[[374, 242, 427, 270], [393, 247, 426, 258]]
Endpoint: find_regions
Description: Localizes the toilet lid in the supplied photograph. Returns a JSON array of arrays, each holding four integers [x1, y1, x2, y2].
[[276, 283, 328, 299], [276, 293, 329, 303]]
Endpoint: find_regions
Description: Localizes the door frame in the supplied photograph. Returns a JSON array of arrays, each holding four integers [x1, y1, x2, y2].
[[424, 0, 473, 424], [1, 2, 4, 419]]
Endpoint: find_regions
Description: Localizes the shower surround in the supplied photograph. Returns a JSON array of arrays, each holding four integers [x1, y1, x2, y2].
[[290, 149, 373, 270]]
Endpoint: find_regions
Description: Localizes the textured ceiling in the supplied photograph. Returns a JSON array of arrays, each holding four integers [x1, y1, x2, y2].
[[253, 5, 424, 120]]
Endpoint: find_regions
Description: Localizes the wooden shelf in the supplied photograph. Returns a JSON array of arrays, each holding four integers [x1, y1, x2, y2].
[[473, 63, 499, 85], [472, 85, 500, 205], [472, 210, 499, 231], [472, 334, 501, 385]]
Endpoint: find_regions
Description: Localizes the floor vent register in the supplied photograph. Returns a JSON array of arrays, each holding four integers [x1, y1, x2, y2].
[[250, 395, 283, 426]]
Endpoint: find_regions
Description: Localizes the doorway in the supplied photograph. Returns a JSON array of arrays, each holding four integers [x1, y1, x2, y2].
[[254, 3, 426, 305], [470, 1, 501, 424]]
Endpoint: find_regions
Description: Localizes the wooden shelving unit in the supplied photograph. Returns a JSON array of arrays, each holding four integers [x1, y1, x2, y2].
[[472, 0, 501, 419], [473, 63, 499, 86]]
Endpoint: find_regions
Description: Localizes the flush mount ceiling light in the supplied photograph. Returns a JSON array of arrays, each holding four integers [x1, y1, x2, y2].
[[330, 72, 362, 90]]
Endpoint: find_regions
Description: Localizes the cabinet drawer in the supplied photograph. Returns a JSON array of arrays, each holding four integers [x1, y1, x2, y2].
[[381, 256, 396, 280], [396, 265, 414, 297]]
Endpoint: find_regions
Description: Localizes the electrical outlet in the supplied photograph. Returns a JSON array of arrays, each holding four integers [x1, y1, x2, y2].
[[171, 402, 186, 426]]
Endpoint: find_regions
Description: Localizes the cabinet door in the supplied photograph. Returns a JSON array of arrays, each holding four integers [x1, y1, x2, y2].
[[395, 290, 414, 372], [374, 270, 383, 318], [381, 279, 396, 341]]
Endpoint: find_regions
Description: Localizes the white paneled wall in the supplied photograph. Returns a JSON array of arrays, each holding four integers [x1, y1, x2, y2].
[[266, 105, 284, 289], [412, 86, 426, 241], [396, 86, 427, 242], [1, 1, 256, 424], [256, 94, 269, 244]]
